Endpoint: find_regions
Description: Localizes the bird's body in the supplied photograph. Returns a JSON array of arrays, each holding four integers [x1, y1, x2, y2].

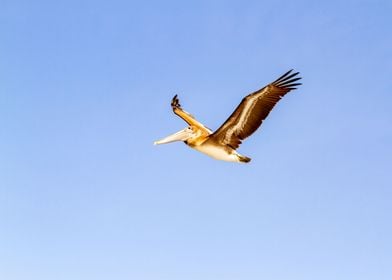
[[196, 143, 250, 162], [154, 70, 302, 163], [190, 139, 249, 163]]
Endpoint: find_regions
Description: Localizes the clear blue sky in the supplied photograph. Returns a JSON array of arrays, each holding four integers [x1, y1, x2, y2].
[[1, 0, 391, 279]]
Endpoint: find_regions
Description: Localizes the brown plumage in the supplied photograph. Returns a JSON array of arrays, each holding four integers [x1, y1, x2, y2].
[[206, 69, 301, 149], [154, 69, 302, 163]]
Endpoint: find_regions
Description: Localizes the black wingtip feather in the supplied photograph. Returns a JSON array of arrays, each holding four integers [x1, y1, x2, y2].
[[274, 69, 294, 83], [278, 77, 302, 86], [286, 83, 302, 87], [272, 70, 302, 90], [171, 94, 181, 108]]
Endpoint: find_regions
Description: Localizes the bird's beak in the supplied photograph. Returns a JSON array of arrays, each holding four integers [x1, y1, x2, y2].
[[154, 128, 192, 145]]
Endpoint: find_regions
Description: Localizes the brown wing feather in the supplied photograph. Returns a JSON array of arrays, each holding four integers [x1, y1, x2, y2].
[[170, 95, 212, 134], [209, 70, 302, 149], [171, 94, 198, 124]]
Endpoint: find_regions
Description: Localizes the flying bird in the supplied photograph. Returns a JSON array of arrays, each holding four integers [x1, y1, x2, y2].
[[154, 69, 302, 163]]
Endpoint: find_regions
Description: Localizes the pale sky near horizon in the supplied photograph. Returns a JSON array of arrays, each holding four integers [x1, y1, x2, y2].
[[1, 0, 392, 279]]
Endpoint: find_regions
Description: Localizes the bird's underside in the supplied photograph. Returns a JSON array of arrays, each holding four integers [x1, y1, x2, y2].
[[154, 69, 302, 163]]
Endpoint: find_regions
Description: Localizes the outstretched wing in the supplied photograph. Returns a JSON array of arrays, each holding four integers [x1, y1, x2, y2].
[[171, 95, 212, 134], [208, 70, 302, 149]]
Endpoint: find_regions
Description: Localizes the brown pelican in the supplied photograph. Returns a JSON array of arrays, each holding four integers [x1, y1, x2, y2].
[[154, 70, 302, 163]]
